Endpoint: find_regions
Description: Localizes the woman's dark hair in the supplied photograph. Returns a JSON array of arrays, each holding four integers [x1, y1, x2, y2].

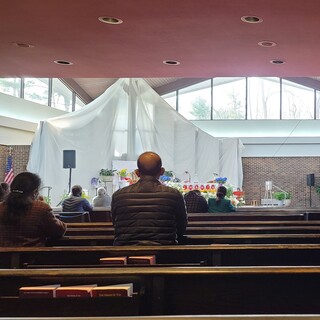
[[0, 185, 4, 202], [216, 186, 227, 204], [2, 172, 41, 224], [0, 182, 10, 201]]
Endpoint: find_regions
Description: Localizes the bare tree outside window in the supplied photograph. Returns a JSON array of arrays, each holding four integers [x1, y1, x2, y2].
[[190, 96, 210, 119]]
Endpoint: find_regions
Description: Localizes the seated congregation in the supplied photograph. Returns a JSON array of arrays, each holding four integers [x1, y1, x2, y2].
[[0, 153, 320, 318]]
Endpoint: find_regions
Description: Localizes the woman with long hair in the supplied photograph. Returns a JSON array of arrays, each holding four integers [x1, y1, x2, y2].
[[0, 172, 66, 246], [208, 185, 236, 213]]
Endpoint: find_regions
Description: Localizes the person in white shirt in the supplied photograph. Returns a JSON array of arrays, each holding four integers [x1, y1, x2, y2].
[[92, 187, 111, 208]]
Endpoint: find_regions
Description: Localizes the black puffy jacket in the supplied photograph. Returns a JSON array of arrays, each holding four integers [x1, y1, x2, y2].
[[111, 176, 187, 245]]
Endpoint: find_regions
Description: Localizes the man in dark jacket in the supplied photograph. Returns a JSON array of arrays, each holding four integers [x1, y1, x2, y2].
[[111, 151, 187, 245]]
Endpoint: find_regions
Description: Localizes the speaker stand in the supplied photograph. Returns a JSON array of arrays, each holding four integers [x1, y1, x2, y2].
[[68, 168, 72, 194], [309, 186, 312, 207]]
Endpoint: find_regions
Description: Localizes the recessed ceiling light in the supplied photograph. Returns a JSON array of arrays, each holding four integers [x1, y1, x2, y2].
[[258, 40, 277, 47], [54, 60, 73, 66], [241, 16, 263, 23], [12, 42, 34, 48], [163, 60, 180, 66], [98, 16, 123, 25], [270, 59, 285, 65]]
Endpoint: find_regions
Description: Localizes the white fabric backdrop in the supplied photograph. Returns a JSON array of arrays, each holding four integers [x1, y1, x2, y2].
[[27, 78, 243, 205]]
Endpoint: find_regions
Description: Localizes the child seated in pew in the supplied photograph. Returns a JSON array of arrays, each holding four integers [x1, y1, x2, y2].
[[0, 172, 66, 246]]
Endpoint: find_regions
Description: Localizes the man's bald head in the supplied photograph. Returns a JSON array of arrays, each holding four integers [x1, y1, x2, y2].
[[137, 152, 164, 177]]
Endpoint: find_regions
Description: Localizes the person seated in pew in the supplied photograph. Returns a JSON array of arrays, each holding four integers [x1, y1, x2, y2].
[[0, 172, 66, 246], [62, 185, 93, 213], [208, 185, 236, 213], [111, 151, 188, 245], [184, 190, 208, 213], [92, 187, 111, 208]]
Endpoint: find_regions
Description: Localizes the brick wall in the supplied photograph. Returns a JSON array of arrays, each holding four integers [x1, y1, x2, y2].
[[1, 144, 320, 207], [243, 157, 320, 207], [0, 145, 30, 181]]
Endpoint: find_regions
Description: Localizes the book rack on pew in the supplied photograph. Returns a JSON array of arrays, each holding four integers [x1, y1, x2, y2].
[[1, 266, 320, 316]]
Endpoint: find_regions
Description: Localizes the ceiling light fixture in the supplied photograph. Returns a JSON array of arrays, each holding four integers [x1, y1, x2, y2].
[[54, 60, 73, 66], [163, 60, 180, 66], [270, 59, 285, 65], [241, 15, 263, 23], [98, 16, 123, 25], [12, 42, 34, 48], [258, 40, 277, 47]]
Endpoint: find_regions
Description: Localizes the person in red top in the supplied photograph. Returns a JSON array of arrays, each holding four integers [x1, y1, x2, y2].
[[0, 172, 66, 246]]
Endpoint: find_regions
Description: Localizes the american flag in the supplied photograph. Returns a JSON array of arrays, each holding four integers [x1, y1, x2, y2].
[[4, 153, 14, 185]]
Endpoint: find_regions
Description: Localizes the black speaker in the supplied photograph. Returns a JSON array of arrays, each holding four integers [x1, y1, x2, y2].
[[307, 174, 315, 187], [63, 150, 76, 168]]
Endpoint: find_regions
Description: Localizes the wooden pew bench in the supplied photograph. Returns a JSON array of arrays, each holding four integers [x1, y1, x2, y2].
[[1, 266, 320, 316], [3, 244, 320, 268], [184, 233, 320, 244], [187, 212, 306, 221], [1, 316, 320, 320], [49, 232, 320, 246], [64, 225, 320, 236]]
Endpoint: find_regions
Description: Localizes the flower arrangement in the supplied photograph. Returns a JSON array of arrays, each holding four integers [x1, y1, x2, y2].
[[215, 177, 227, 184], [163, 179, 245, 207], [119, 168, 128, 178], [91, 177, 99, 188]]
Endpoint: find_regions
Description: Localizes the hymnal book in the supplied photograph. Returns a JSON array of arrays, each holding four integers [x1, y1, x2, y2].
[[19, 284, 61, 298], [91, 283, 133, 298], [100, 256, 127, 265], [55, 284, 97, 298], [128, 255, 156, 265]]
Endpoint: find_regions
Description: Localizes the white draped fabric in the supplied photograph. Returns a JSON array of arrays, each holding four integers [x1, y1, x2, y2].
[[27, 78, 243, 205]]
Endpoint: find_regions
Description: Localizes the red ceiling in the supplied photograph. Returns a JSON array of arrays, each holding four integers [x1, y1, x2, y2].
[[1, 0, 320, 78]]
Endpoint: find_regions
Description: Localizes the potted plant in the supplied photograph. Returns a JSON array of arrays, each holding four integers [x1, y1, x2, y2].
[[99, 168, 117, 182], [283, 192, 291, 207], [273, 191, 286, 206]]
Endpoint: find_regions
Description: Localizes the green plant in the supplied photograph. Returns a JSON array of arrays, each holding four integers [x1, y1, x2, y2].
[[273, 191, 286, 201], [164, 171, 174, 177], [99, 168, 117, 176], [285, 192, 291, 199], [316, 186, 320, 194]]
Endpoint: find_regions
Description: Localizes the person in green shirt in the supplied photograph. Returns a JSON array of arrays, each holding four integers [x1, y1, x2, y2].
[[208, 186, 236, 213]]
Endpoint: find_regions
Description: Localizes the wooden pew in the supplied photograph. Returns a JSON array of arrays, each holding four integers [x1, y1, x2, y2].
[[64, 225, 320, 236], [1, 266, 320, 316], [49, 232, 320, 246], [3, 244, 320, 268], [184, 233, 320, 244], [0, 316, 319, 320], [187, 212, 306, 221], [65, 220, 320, 228], [1, 316, 320, 320]]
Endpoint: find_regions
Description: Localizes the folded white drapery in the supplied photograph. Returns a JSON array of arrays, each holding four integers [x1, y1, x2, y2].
[[28, 78, 243, 205]]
